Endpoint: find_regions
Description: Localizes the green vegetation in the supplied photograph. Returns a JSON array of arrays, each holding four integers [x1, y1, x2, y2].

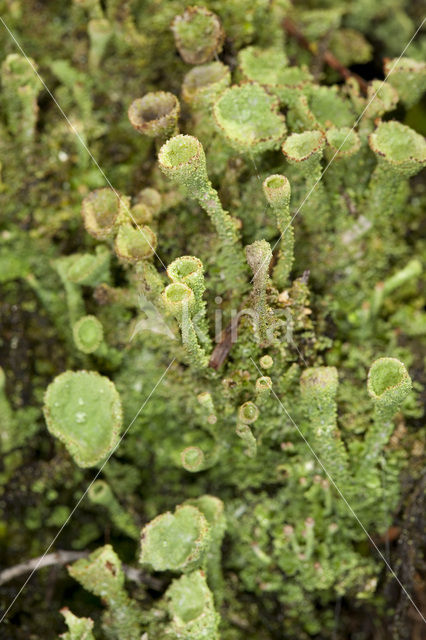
[[0, 1, 425, 639]]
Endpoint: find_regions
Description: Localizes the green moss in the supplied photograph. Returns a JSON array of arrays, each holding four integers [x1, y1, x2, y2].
[[1, 2, 425, 638]]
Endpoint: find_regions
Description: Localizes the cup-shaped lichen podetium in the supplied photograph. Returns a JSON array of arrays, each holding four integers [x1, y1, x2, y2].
[[167, 256, 204, 307], [282, 129, 325, 173], [43, 371, 122, 468], [291, 86, 354, 132], [128, 92, 180, 139], [384, 57, 426, 109], [88, 480, 139, 540], [238, 46, 289, 86], [362, 80, 398, 124], [87, 18, 113, 70], [300, 366, 349, 485], [255, 376, 273, 405], [369, 120, 426, 179], [360, 358, 412, 474], [136, 187, 162, 215], [237, 47, 314, 108], [325, 127, 360, 162], [140, 504, 210, 572], [158, 134, 207, 191], [81, 188, 121, 240], [282, 131, 327, 224], [238, 401, 260, 424], [263, 174, 291, 211], [171, 6, 224, 65], [367, 121, 426, 221], [367, 357, 412, 414], [66, 247, 111, 287], [300, 366, 339, 427], [181, 446, 206, 472], [1, 53, 41, 144], [163, 281, 196, 317], [324, 127, 361, 195], [162, 282, 208, 369], [166, 256, 210, 346], [60, 608, 95, 640], [68, 545, 142, 640], [131, 188, 162, 225], [182, 62, 231, 110], [73, 315, 104, 354], [114, 224, 157, 264], [166, 571, 219, 639], [262, 174, 293, 289], [236, 402, 259, 458], [213, 83, 287, 155]]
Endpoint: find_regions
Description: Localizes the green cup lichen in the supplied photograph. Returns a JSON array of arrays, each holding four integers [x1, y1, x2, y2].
[[43, 370, 122, 468], [367, 357, 412, 412], [140, 504, 210, 572], [238, 46, 289, 86], [114, 223, 157, 263], [158, 134, 246, 281], [166, 570, 220, 639], [171, 6, 224, 65], [72, 315, 104, 354], [384, 56, 426, 108], [59, 607, 95, 640], [2, 3, 425, 638], [68, 545, 142, 640], [213, 83, 287, 155], [263, 174, 293, 288], [81, 188, 121, 240], [182, 62, 231, 110], [128, 91, 180, 139], [367, 120, 426, 222], [181, 446, 206, 472], [87, 18, 113, 70]]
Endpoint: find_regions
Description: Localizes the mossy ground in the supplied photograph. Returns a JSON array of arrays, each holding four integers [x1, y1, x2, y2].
[[0, 1, 425, 639]]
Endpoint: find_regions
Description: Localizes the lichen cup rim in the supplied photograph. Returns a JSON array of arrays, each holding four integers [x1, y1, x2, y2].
[[300, 366, 339, 393], [182, 61, 230, 92], [43, 370, 123, 468], [238, 401, 259, 424], [139, 504, 208, 571], [158, 134, 204, 170], [128, 91, 180, 135], [263, 173, 291, 192], [167, 255, 203, 281], [81, 188, 120, 239], [213, 81, 287, 152], [325, 127, 361, 158], [163, 281, 195, 305], [368, 120, 426, 168], [114, 223, 157, 263], [238, 45, 290, 85], [282, 129, 325, 162], [73, 314, 104, 354], [181, 446, 205, 471], [171, 5, 224, 65], [367, 357, 411, 402]]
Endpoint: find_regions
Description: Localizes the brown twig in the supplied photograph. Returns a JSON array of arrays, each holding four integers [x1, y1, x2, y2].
[[0, 550, 163, 590], [209, 313, 241, 370], [0, 551, 88, 586], [283, 17, 368, 95]]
